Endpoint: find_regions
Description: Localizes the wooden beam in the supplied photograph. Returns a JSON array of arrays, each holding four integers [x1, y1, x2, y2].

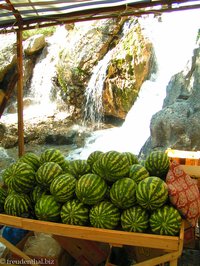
[[16, 28, 24, 157]]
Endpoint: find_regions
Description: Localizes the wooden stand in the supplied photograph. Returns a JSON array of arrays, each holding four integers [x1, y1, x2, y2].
[[0, 214, 184, 266]]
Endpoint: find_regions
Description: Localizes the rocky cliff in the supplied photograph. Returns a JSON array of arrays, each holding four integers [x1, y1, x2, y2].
[[140, 41, 200, 158]]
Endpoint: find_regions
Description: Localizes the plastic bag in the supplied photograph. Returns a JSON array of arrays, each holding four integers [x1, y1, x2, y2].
[[23, 233, 62, 257]]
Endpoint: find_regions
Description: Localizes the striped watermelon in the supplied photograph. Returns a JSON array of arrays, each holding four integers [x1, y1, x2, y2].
[[129, 164, 149, 184], [149, 205, 182, 236], [35, 195, 61, 222], [87, 151, 104, 167], [121, 152, 139, 166], [4, 192, 32, 217], [62, 160, 71, 173], [92, 151, 130, 183], [110, 178, 137, 209], [0, 187, 7, 212], [36, 162, 63, 188], [61, 199, 89, 225], [121, 206, 149, 232], [18, 152, 40, 171], [75, 174, 107, 205], [50, 173, 76, 202], [68, 160, 91, 179], [2, 162, 36, 193], [145, 151, 170, 180], [89, 201, 120, 229], [40, 148, 65, 167], [30, 185, 48, 204], [136, 176, 168, 210]]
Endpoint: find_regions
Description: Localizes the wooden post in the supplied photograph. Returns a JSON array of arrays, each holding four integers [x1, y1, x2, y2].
[[16, 28, 24, 157]]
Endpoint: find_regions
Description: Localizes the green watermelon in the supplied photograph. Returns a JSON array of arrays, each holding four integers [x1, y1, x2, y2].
[[121, 206, 149, 232], [92, 151, 130, 183], [35, 195, 61, 222], [2, 162, 36, 193], [145, 151, 170, 179], [68, 160, 91, 179], [30, 185, 48, 204], [50, 173, 76, 202], [4, 192, 32, 217], [121, 152, 139, 166], [40, 148, 65, 167], [75, 174, 107, 205], [61, 199, 89, 225], [0, 187, 7, 212], [110, 178, 137, 209], [36, 162, 63, 188], [87, 151, 104, 167], [129, 164, 149, 184], [149, 205, 182, 236], [62, 160, 71, 172], [18, 152, 40, 171], [136, 176, 168, 211], [89, 201, 120, 229]]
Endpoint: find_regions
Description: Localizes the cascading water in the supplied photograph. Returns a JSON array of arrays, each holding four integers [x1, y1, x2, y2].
[[71, 9, 200, 159], [83, 49, 113, 127]]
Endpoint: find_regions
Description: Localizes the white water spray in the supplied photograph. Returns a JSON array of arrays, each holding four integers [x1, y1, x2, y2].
[[83, 49, 113, 127]]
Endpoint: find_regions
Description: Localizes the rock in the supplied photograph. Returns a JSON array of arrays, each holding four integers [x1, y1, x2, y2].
[[0, 123, 6, 141], [24, 34, 46, 55], [140, 45, 200, 156], [0, 33, 17, 82]]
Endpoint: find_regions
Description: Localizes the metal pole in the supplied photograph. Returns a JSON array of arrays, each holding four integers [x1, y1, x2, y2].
[[16, 28, 24, 157]]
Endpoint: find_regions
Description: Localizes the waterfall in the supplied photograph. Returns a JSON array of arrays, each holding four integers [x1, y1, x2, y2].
[[83, 49, 113, 127], [69, 9, 200, 159]]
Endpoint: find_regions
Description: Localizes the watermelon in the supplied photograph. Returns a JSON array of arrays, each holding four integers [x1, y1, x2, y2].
[[40, 148, 65, 167], [18, 152, 40, 171], [30, 185, 48, 204], [2, 162, 36, 193], [50, 173, 76, 202], [89, 201, 120, 229], [36, 162, 63, 188], [35, 195, 61, 222], [0, 187, 7, 212], [145, 151, 170, 179], [121, 152, 139, 166], [87, 151, 104, 167], [149, 205, 182, 236], [136, 176, 168, 210], [4, 192, 32, 217], [92, 151, 130, 183], [68, 160, 91, 179], [61, 199, 89, 225], [110, 178, 137, 209], [62, 160, 71, 172], [75, 174, 107, 205], [121, 206, 149, 232], [129, 164, 149, 184]]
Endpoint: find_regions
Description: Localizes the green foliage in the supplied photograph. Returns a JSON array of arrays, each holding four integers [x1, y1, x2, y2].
[[22, 26, 56, 40]]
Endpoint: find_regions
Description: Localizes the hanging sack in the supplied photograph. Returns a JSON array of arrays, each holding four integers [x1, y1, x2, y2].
[[166, 160, 200, 227]]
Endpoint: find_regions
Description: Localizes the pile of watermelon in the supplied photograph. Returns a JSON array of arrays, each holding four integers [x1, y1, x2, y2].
[[0, 148, 182, 236]]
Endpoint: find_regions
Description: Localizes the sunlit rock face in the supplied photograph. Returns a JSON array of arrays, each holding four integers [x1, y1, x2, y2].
[[140, 45, 200, 156], [0, 33, 16, 82], [103, 20, 156, 119]]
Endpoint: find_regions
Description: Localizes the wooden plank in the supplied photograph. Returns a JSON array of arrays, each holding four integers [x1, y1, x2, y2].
[[0, 214, 181, 251]]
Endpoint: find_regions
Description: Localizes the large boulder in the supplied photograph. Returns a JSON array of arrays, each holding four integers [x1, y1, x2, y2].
[[23, 34, 46, 55], [0, 33, 17, 82]]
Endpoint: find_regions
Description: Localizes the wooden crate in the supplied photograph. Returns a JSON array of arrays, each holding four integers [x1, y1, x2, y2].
[[0, 214, 184, 266]]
